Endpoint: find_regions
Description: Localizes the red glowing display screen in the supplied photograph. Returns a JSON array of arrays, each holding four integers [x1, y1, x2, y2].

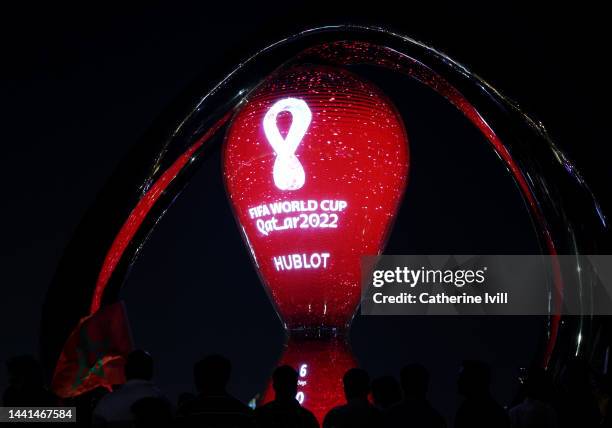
[[223, 65, 410, 330]]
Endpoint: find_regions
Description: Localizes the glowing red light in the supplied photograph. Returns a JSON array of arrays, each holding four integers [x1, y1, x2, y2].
[[223, 65, 409, 421]]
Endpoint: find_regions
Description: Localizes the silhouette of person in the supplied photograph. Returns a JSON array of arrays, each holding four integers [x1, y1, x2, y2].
[[371, 376, 401, 411], [384, 363, 446, 428], [254, 365, 319, 428], [131, 396, 174, 427], [509, 367, 557, 428], [454, 360, 509, 428], [322, 368, 382, 428], [178, 354, 254, 427], [553, 358, 600, 428], [2, 355, 57, 406], [92, 350, 169, 427]]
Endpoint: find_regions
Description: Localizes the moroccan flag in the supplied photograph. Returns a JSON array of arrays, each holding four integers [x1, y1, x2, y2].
[[51, 301, 133, 398]]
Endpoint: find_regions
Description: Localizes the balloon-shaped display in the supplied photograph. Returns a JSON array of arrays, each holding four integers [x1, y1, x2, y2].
[[224, 65, 410, 328], [223, 65, 409, 420]]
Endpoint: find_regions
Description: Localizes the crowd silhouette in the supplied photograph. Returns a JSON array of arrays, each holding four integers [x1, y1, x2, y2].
[[3, 350, 612, 427]]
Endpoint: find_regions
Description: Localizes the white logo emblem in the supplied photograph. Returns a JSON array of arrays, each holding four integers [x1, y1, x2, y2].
[[263, 97, 312, 191]]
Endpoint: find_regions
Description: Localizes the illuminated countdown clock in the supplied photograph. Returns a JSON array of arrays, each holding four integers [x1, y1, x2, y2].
[[223, 65, 409, 417], [40, 26, 604, 424]]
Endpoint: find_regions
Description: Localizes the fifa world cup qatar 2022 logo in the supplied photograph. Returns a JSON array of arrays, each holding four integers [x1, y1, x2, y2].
[[223, 65, 409, 420]]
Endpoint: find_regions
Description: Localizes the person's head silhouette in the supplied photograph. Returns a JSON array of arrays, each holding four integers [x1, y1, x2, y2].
[[457, 360, 490, 397], [194, 354, 231, 395], [272, 365, 299, 402], [125, 350, 153, 382], [343, 368, 370, 401], [400, 364, 429, 400], [371, 375, 401, 409]]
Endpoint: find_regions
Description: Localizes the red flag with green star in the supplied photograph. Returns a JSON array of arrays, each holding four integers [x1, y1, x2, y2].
[[51, 301, 133, 398]]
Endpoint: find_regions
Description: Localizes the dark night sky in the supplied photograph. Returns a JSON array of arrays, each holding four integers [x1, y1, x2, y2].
[[1, 0, 610, 422]]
